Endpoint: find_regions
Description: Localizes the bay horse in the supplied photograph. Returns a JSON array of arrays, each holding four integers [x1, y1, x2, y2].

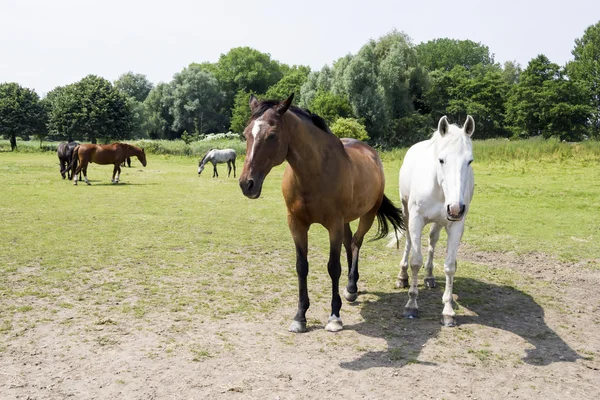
[[198, 149, 237, 178], [239, 94, 404, 333], [71, 143, 147, 185], [395, 115, 475, 327], [57, 141, 79, 180]]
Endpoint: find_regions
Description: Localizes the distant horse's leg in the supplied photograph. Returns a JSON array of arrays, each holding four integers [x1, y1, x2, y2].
[[396, 202, 411, 288], [403, 215, 424, 319], [325, 221, 344, 332], [343, 211, 377, 302], [112, 164, 119, 183], [424, 223, 442, 288], [232, 159, 236, 178], [73, 160, 86, 185], [440, 222, 464, 327], [213, 162, 218, 178], [227, 161, 232, 178], [288, 217, 310, 333]]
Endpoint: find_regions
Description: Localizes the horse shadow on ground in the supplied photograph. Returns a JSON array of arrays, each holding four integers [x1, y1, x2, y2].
[[341, 277, 583, 370]]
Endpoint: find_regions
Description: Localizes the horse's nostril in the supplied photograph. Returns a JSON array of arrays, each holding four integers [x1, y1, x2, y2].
[[460, 204, 466, 215], [247, 179, 255, 192]]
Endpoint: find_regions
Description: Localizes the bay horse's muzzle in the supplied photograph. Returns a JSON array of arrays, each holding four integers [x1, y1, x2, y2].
[[447, 204, 466, 221], [239, 177, 262, 199]]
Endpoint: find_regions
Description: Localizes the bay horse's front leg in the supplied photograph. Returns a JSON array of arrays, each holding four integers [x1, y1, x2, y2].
[[112, 164, 119, 184], [288, 217, 310, 333], [441, 222, 464, 327], [403, 215, 424, 319], [325, 221, 344, 332]]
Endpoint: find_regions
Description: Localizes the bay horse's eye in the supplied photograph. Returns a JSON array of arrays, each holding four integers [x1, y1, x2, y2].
[[439, 159, 444, 164], [267, 132, 277, 140]]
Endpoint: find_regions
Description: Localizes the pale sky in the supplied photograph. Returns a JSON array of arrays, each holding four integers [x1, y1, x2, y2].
[[2, 0, 598, 95]]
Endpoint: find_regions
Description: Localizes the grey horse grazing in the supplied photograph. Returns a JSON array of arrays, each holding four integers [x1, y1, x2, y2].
[[198, 149, 237, 178]]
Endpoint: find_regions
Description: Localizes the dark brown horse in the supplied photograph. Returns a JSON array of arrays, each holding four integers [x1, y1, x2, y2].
[[71, 143, 147, 185], [57, 141, 79, 180], [239, 94, 404, 333]]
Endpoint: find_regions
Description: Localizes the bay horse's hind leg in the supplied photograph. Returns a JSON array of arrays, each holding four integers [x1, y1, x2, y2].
[[424, 223, 442, 288], [73, 160, 88, 185], [342, 223, 353, 294], [325, 221, 344, 332], [288, 217, 310, 333], [112, 164, 119, 183], [343, 211, 377, 302]]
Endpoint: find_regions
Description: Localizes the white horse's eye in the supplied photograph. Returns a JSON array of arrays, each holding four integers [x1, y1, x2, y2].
[[468, 160, 473, 165], [439, 159, 444, 164]]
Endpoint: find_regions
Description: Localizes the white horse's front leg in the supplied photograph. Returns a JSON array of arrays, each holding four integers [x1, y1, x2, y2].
[[441, 222, 464, 327], [424, 223, 443, 288], [396, 234, 411, 288], [403, 216, 424, 319]]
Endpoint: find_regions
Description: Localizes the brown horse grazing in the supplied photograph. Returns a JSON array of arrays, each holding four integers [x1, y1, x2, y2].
[[239, 94, 404, 333], [71, 143, 147, 185]]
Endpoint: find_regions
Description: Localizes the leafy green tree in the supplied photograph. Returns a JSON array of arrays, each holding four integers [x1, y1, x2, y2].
[[502, 61, 522, 85], [567, 21, 600, 136], [506, 55, 592, 140], [213, 47, 283, 100], [229, 89, 255, 134], [144, 82, 176, 139], [309, 91, 353, 124], [46, 75, 133, 143], [264, 66, 310, 101], [0, 83, 46, 150], [113, 72, 154, 102], [170, 65, 226, 135], [416, 38, 494, 71], [299, 66, 333, 109], [329, 118, 369, 141]]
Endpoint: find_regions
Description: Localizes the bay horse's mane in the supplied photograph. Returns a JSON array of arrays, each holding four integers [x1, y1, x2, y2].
[[251, 100, 333, 135]]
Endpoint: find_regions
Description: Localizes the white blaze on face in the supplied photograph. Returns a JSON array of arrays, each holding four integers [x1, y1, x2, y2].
[[247, 117, 264, 163]]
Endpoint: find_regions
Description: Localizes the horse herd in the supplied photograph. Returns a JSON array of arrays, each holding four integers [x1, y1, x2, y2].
[[57, 93, 475, 333]]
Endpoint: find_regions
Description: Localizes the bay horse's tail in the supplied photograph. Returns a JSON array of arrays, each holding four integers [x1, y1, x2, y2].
[[372, 194, 405, 241], [69, 145, 80, 178]]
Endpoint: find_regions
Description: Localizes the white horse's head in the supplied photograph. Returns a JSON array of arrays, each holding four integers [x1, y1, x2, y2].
[[435, 115, 475, 221]]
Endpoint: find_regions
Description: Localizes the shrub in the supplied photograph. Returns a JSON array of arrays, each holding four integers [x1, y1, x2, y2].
[[329, 118, 370, 141]]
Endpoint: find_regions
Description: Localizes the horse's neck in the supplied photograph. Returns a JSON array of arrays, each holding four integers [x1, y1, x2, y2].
[[285, 118, 344, 184]]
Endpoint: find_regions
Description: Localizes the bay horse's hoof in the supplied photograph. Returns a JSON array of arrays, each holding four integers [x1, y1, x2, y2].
[[343, 287, 358, 302], [325, 315, 343, 332], [86, 182, 91, 186], [396, 278, 409, 289], [441, 314, 457, 327], [403, 307, 419, 319], [73, 182, 77, 186], [424, 277, 437, 288], [289, 320, 307, 333]]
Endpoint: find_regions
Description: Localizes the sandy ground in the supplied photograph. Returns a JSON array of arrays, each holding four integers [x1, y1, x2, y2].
[[2, 246, 600, 400]]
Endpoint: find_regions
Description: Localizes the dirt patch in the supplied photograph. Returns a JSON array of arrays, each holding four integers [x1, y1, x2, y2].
[[2, 248, 600, 400]]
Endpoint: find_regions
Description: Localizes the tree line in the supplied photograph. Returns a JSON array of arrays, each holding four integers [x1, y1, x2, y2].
[[1, 21, 599, 151]]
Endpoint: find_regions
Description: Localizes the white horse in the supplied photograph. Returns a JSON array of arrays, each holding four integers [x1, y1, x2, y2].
[[198, 148, 237, 178], [397, 115, 474, 327]]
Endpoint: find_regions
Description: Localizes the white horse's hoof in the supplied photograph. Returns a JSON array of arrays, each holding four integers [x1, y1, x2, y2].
[[289, 320, 307, 333], [441, 314, 456, 327], [343, 287, 358, 302], [325, 316, 343, 332], [396, 278, 409, 289], [403, 308, 419, 319]]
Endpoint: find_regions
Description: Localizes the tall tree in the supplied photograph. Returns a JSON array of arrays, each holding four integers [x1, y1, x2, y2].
[[416, 38, 495, 72], [170, 66, 226, 135], [46, 75, 133, 143], [113, 72, 154, 102], [0, 83, 46, 150], [567, 21, 600, 136], [264, 66, 310, 101], [144, 82, 176, 139]]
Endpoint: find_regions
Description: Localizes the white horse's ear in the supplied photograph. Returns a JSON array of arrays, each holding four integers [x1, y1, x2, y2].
[[464, 115, 475, 137], [249, 94, 259, 113], [438, 116, 450, 136]]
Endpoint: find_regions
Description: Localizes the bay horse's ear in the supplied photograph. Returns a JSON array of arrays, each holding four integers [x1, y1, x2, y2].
[[276, 93, 294, 116], [438, 116, 449, 136], [464, 115, 475, 137], [249, 94, 259, 113]]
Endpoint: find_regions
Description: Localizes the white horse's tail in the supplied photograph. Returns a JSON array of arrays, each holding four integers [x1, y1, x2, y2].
[[386, 228, 405, 249]]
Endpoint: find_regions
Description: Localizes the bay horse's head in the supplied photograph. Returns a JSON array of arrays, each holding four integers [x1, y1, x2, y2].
[[239, 93, 294, 199], [435, 115, 475, 221], [138, 148, 147, 167]]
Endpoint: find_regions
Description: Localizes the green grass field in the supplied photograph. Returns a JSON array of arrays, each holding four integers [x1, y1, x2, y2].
[[1, 148, 598, 330]]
